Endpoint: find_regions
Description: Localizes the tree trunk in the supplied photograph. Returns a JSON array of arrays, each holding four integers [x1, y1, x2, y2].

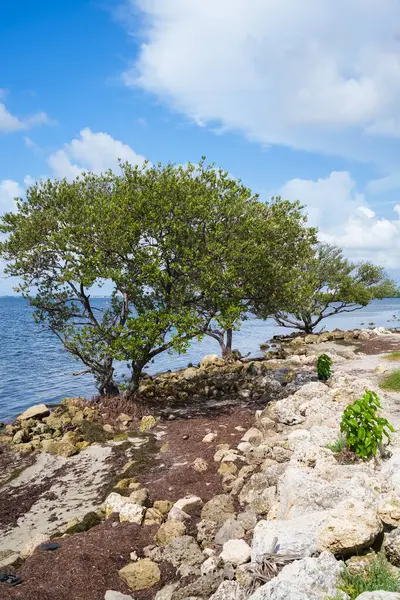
[[98, 357, 119, 396], [128, 359, 147, 394], [222, 328, 233, 359]]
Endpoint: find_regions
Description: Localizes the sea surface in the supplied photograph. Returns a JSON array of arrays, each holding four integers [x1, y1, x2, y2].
[[1, 296, 400, 421]]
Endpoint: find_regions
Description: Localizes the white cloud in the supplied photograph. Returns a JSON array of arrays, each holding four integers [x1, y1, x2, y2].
[[47, 128, 146, 179], [280, 171, 400, 267], [0, 180, 24, 215], [125, 0, 400, 162], [0, 102, 51, 134]]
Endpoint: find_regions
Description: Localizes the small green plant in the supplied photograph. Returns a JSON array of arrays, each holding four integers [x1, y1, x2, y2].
[[328, 554, 400, 600], [326, 438, 345, 453], [381, 369, 400, 391], [340, 390, 395, 459], [317, 353, 333, 381]]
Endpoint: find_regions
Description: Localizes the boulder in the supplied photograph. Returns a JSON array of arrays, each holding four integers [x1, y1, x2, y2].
[[220, 539, 251, 565], [238, 472, 276, 514], [144, 507, 164, 525], [155, 583, 179, 600], [163, 535, 204, 567], [153, 500, 173, 515], [199, 355, 226, 368], [252, 512, 328, 560], [41, 439, 77, 457], [16, 404, 50, 421], [155, 520, 186, 546], [385, 528, 400, 567], [201, 495, 235, 526], [317, 500, 383, 554], [171, 572, 224, 599], [378, 495, 400, 527], [192, 457, 208, 472], [119, 559, 160, 591], [119, 502, 146, 524], [247, 551, 345, 600], [12, 429, 30, 444]]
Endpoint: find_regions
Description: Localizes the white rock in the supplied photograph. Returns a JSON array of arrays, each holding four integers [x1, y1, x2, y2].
[[354, 594, 400, 599], [199, 354, 225, 368], [201, 556, 220, 575], [209, 581, 247, 600], [237, 442, 252, 453], [252, 512, 328, 560], [167, 506, 191, 522], [241, 428, 263, 444], [202, 433, 218, 443], [105, 592, 134, 600], [220, 539, 251, 565], [17, 403, 50, 421], [173, 495, 203, 515], [248, 551, 345, 600], [317, 500, 383, 554], [119, 502, 146, 524]]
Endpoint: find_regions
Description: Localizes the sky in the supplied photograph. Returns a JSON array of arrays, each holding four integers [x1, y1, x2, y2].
[[1, 0, 400, 294]]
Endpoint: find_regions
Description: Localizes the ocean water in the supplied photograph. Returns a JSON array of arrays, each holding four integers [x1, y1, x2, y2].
[[1, 296, 400, 421]]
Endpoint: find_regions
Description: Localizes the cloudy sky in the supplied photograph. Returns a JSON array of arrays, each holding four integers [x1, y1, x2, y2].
[[1, 0, 400, 293]]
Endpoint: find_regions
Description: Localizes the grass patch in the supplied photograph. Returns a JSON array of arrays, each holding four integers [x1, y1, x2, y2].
[[384, 351, 400, 361], [329, 554, 400, 600], [380, 369, 400, 392], [326, 439, 346, 453]]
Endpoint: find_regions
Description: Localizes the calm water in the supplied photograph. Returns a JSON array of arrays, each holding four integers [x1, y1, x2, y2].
[[1, 296, 400, 420]]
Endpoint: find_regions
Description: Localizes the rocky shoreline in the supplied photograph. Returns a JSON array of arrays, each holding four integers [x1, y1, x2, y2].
[[1, 328, 400, 599]]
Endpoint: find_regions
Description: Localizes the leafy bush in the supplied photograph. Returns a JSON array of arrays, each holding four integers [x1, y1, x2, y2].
[[317, 353, 333, 381], [340, 390, 394, 459], [329, 554, 400, 600], [381, 369, 400, 391]]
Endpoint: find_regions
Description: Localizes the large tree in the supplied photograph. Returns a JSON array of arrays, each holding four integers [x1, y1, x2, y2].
[[0, 160, 316, 394], [263, 243, 396, 333]]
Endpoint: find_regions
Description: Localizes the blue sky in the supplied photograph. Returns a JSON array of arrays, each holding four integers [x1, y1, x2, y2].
[[1, 0, 400, 293]]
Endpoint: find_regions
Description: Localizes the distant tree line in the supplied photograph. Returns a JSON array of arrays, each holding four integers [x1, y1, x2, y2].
[[0, 159, 395, 396]]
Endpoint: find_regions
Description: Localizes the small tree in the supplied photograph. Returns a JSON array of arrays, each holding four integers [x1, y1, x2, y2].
[[266, 243, 396, 333]]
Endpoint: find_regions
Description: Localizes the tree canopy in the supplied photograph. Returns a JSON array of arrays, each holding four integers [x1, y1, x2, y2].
[[262, 243, 396, 333], [0, 160, 316, 394]]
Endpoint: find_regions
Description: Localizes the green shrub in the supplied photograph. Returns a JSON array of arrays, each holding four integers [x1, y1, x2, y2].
[[381, 369, 400, 391], [340, 390, 394, 459], [329, 554, 400, 600], [317, 353, 333, 381]]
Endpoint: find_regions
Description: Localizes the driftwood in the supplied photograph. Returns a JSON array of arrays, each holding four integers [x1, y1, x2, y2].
[[245, 537, 303, 594]]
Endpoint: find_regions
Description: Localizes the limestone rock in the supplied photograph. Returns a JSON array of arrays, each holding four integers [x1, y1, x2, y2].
[[129, 488, 149, 506], [153, 500, 173, 515], [139, 415, 157, 432], [12, 429, 29, 444], [41, 439, 77, 457], [119, 502, 146, 524], [209, 581, 247, 600], [171, 572, 224, 600], [192, 457, 208, 472], [220, 539, 251, 565], [144, 507, 164, 525], [167, 506, 190, 522], [203, 432, 218, 443], [385, 528, 400, 567], [241, 428, 263, 444], [17, 404, 50, 421], [104, 592, 134, 600], [155, 583, 179, 600], [173, 495, 203, 516], [214, 518, 245, 546], [155, 520, 186, 546], [248, 551, 345, 600], [199, 355, 226, 368], [237, 511, 257, 532], [163, 535, 204, 567], [201, 556, 221, 576], [119, 559, 160, 591], [252, 512, 328, 560], [379, 495, 400, 526], [201, 494, 235, 525], [238, 472, 276, 514], [317, 501, 383, 554]]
